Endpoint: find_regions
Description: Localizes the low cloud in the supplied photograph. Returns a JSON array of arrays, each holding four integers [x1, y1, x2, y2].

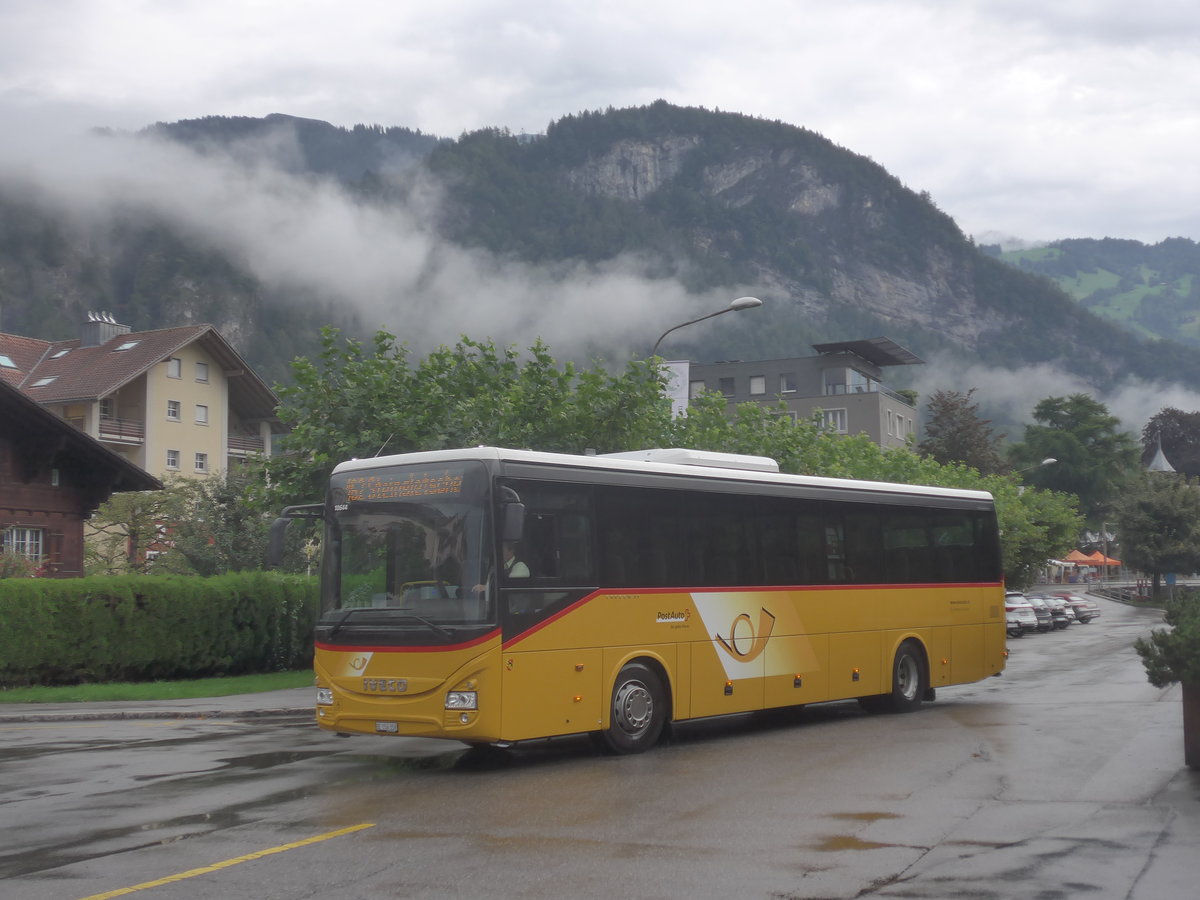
[[0, 121, 733, 358], [911, 351, 1200, 439]]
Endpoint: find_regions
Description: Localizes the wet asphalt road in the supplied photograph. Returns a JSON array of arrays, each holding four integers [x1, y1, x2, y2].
[[2, 596, 1197, 900]]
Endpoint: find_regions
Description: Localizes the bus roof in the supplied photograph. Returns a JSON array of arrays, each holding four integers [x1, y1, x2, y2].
[[331, 447, 995, 504]]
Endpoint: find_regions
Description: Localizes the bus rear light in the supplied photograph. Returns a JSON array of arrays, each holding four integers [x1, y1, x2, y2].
[[446, 691, 478, 710], [316, 687, 334, 706]]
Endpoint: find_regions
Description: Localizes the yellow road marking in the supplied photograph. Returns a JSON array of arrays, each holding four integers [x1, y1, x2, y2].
[[76, 823, 375, 900]]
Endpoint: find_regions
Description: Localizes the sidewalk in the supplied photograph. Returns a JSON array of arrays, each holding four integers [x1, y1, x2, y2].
[[0, 687, 314, 723]]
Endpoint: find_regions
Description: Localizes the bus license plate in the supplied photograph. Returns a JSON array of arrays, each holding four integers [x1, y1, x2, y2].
[[375, 721, 399, 733]]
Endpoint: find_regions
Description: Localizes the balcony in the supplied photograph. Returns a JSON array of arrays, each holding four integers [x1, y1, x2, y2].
[[228, 433, 266, 456], [823, 383, 913, 406], [98, 416, 145, 444]]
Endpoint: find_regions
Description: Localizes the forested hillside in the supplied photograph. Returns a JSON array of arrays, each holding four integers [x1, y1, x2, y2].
[[993, 237, 1200, 348], [3, 102, 1200, 394]]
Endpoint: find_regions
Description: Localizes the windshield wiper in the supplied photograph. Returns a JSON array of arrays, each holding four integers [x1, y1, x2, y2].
[[323, 604, 455, 641], [395, 609, 454, 640], [324, 606, 360, 639]]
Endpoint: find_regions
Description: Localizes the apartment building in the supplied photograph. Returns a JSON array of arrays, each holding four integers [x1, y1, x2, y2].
[[682, 338, 923, 449], [0, 314, 282, 480]]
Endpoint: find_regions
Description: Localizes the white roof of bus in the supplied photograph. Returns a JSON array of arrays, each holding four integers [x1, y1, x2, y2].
[[331, 447, 995, 503]]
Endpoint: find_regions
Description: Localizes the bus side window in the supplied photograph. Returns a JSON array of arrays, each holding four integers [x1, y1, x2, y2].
[[842, 510, 883, 584], [500, 480, 596, 585], [883, 510, 934, 584], [931, 511, 994, 583]]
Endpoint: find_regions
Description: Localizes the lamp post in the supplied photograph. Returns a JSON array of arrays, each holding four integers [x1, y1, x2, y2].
[[651, 296, 762, 357], [1014, 458, 1056, 497], [1016, 457, 1058, 474]]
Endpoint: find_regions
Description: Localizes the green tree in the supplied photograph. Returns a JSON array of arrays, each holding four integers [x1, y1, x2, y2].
[[166, 469, 281, 575], [918, 388, 1008, 474], [1135, 592, 1200, 687], [1113, 474, 1200, 602], [264, 328, 672, 505], [1142, 407, 1200, 476], [85, 489, 182, 575], [1008, 394, 1140, 524]]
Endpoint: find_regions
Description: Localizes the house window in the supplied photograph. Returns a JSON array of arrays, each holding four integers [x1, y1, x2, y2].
[[887, 410, 895, 436], [822, 409, 848, 434], [166, 449, 180, 470], [100, 397, 114, 418], [51, 468, 60, 487], [749, 375, 766, 396], [195, 361, 209, 383], [194, 452, 208, 473], [51, 348, 71, 359], [718, 377, 736, 397], [0, 354, 15, 368], [780, 372, 797, 394], [689, 380, 707, 400], [31, 376, 57, 387], [167, 400, 181, 421], [195, 404, 209, 425], [114, 340, 140, 352], [2, 526, 44, 561], [167, 357, 181, 378]]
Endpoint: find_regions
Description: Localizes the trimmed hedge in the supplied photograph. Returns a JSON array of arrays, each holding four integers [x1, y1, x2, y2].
[[0, 572, 318, 686]]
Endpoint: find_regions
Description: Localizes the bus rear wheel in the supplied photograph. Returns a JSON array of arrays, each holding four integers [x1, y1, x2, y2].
[[596, 662, 667, 754], [860, 640, 928, 714]]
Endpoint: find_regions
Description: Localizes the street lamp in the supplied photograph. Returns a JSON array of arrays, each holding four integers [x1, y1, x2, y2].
[[651, 296, 762, 356], [1017, 457, 1057, 474], [1014, 458, 1056, 497]]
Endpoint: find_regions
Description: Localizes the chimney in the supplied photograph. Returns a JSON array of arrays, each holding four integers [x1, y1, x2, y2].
[[81, 311, 132, 347]]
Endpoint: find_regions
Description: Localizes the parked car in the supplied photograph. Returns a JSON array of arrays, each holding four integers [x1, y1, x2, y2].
[[1028, 593, 1072, 629], [1004, 591, 1039, 636], [1052, 591, 1101, 623], [1024, 595, 1055, 632]]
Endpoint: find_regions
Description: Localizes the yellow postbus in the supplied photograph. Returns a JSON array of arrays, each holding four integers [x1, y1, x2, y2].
[[280, 446, 1005, 754]]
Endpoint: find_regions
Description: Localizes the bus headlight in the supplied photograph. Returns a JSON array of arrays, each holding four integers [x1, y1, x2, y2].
[[316, 687, 334, 706], [445, 691, 478, 710]]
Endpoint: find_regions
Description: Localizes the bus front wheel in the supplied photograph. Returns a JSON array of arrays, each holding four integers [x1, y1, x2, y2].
[[596, 662, 667, 754], [860, 640, 928, 714]]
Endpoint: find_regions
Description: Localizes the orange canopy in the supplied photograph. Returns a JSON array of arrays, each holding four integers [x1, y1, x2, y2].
[[1064, 549, 1093, 563], [1086, 550, 1121, 566]]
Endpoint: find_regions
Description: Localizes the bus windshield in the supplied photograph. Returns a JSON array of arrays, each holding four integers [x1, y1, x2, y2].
[[323, 462, 493, 635]]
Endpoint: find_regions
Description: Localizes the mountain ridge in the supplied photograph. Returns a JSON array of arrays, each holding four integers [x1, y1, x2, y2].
[[1, 102, 1197, 399]]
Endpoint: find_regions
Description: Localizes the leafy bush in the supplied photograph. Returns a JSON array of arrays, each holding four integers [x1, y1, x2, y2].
[[0, 572, 317, 686], [1136, 593, 1200, 687]]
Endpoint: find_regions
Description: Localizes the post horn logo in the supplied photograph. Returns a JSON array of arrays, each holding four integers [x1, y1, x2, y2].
[[715, 608, 776, 662]]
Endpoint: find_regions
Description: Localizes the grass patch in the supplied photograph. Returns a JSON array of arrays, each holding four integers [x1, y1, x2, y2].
[[0, 669, 313, 704]]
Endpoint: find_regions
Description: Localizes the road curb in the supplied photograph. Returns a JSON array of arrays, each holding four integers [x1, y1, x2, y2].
[[0, 707, 313, 724]]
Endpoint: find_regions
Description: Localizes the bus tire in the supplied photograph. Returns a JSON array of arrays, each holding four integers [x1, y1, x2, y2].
[[596, 662, 667, 755], [860, 640, 928, 714]]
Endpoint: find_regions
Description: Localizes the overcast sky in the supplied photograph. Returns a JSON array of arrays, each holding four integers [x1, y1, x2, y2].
[[2, 0, 1197, 245]]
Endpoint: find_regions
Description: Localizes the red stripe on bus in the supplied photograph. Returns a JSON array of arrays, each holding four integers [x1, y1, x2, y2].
[[503, 590, 605, 649], [317, 627, 501, 654]]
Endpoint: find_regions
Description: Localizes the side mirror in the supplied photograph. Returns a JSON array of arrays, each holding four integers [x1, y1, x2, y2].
[[502, 502, 526, 543], [266, 503, 324, 569]]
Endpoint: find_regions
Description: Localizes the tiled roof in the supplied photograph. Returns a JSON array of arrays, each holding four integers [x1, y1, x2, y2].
[[0, 333, 53, 387], [0, 324, 281, 425], [0, 379, 161, 493]]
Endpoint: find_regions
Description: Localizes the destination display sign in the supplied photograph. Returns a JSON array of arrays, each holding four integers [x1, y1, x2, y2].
[[344, 468, 465, 503]]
